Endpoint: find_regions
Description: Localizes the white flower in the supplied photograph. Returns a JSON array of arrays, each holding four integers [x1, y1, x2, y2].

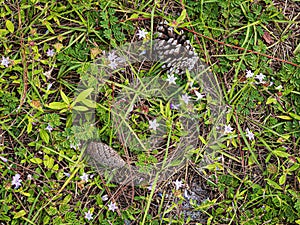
[[149, 119, 159, 131], [64, 172, 70, 177], [108, 202, 118, 212], [80, 173, 89, 182], [109, 60, 118, 70], [255, 73, 266, 84], [137, 29, 148, 40], [245, 128, 255, 140], [107, 52, 117, 61], [102, 194, 108, 201], [1, 56, 10, 67], [166, 74, 177, 85], [70, 142, 81, 150], [275, 85, 283, 90], [245, 70, 254, 78], [0, 156, 8, 162], [45, 124, 53, 133], [181, 93, 190, 104], [224, 124, 234, 134], [194, 90, 205, 101], [84, 210, 93, 221], [46, 49, 55, 57], [12, 173, 22, 189], [27, 174, 32, 180], [173, 179, 183, 190]]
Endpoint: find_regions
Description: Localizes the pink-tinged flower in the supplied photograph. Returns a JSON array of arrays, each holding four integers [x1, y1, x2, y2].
[[45, 124, 53, 133], [181, 93, 190, 104], [64, 172, 70, 177], [101, 194, 108, 201], [12, 173, 22, 189], [170, 103, 180, 110], [107, 202, 118, 212], [0, 156, 8, 162], [224, 124, 234, 134], [147, 182, 153, 191], [46, 49, 55, 57]]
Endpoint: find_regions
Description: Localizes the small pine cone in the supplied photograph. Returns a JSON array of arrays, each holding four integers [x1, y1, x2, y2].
[[153, 21, 199, 75]]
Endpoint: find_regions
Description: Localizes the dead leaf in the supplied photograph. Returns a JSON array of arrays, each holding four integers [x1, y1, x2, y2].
[[53, 42, 63, 52], [77, 180, 85, 190], [262, 31, 273, 44], [90, 48, 102, 59], [31, 100, 41, 109]]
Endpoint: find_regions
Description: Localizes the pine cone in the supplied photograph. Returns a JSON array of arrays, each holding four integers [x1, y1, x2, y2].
[[154, 21, 199, 75]]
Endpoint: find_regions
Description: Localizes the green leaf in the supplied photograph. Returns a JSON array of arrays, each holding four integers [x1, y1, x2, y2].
[[47, 102, 67, 110], [30, 157, 43, 164], [0, 214, 11, 221], [66, 114, 73, 128], [81, 99, 97, 108], [5, 20, 14, 33], [52, 164, 59, 171], [289, 112, 300, 121], [176, 9, 187, 24], [44, 21, 55, 34], [44, 155, 54, 169], [62, 194, 72, 204], [130, 13, 139, 19], [60, 90, 70, 104], [272, 150, 290, 158], [288, 164, 299, 172], [265, 178, 282, 190], [266, 97, 277, 104], [72, 105, 89, 111], [276, 115, 292, 120], [279, 174, 286, 185], [27, 121, 33, 134], [13, 210, 26, 219], [0, 29, 9, 37], [74, 88, 94, 103], [40, 129, 49, 144], [46, 206, 57, 216]]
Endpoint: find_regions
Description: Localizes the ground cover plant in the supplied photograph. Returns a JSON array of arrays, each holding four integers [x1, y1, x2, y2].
[[0, 0, 300, 224]]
